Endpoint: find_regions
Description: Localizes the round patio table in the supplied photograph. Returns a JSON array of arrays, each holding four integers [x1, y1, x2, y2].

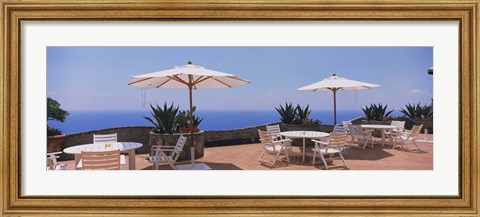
[[64, 142, 142, 170], [280, 131, 329, 163], [360, 125, 402, 147]]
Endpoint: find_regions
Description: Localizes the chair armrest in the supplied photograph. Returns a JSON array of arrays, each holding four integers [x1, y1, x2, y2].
[[311, 139, 328, 145], [152, 146, 176, 152]]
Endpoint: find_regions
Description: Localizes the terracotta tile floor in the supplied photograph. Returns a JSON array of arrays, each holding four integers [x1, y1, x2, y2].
[[58, 134, 433, 170]]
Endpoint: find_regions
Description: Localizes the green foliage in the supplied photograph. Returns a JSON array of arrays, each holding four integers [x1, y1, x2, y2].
[[362, 103, 394, 121], [178, 106, 204, 130], [144, 103, 181, 134], [275, 102, 297, 124], [400, 103, 433, 120], [295, 104, 311, 125], [145, 103, 204, 134], [47, 125, 63, 137], [47, 97, 69, 122], [47, 97, 69, 136]]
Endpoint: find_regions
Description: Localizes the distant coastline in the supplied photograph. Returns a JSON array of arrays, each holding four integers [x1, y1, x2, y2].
[[47, 109, 403, 134]]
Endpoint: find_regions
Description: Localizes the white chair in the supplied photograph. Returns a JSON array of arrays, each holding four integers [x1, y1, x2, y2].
[[148, 135, 187, 170], [258, 130, 291, 168], [311, 132, 348, 170], [93, 133, 117, 144], [266, 124, 283, 141], [349, 125, 374, 149], [393, 124, 423, 151], [385, 121, 406, 140], [80, 149, 122, 170], [342, 121, 353, 133], [46, 152, 67, 170]]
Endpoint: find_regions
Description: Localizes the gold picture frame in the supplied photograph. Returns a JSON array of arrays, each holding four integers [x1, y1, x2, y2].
[[1, 0, 478, 216]]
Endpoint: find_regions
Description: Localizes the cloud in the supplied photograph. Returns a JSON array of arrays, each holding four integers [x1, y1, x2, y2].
[[410, 89, 423, 95]]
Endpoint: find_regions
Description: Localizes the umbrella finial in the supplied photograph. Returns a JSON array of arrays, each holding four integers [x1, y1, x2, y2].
[[333, 73, 336, 76], [188, 61, 192, 65]]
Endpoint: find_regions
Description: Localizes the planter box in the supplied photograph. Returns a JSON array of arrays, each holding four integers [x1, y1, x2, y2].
[[148, 131, 205, 161], [47, 135, 65, 153]]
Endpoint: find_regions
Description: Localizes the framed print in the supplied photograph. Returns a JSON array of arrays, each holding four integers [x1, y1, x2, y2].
[[1, 0, 478, 216]]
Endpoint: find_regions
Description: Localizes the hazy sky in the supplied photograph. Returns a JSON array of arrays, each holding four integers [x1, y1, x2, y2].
[[47, 47, 433, 112]]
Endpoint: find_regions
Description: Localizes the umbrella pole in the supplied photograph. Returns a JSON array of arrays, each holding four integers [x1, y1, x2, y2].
[[333, 89, 337, 125], [189, 86, 195, 167]]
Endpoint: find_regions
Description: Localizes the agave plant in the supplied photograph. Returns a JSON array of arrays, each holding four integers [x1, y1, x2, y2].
[[400, 103, 433, 120], [362, 103, 393, 121], [275, 102, 297, 124], [144, 103, 182, 134], [295, 104, 311, 125]]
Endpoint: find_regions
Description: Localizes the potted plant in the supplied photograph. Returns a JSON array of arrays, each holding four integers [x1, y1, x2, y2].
[[145, 102, 205, 161], [47, 97, 69, 152], [399, 103, 433, 133]]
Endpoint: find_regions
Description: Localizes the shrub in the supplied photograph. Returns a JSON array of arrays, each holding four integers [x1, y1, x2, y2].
[[362, 103, 393, 121], [295, 104, 311, 125], [275, 102, 297, 124], [47, 125, 63, 137], [400, 103, 433, 120]]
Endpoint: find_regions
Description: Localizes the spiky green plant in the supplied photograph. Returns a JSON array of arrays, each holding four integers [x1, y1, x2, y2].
[[275, 102, 297, 124], [144, 103, 181, 134], [362, 103, 393, 121], [400, 103, 433, 120], [295, 104, 311, 124]]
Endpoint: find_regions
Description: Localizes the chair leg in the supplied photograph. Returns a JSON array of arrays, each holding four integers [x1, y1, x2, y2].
[[412, 140, 421, 151], [154, 162, 159, 170], [402, 139, 410, 151], [312, 151, 317, 165], [284, 148, 290, 163], [339, 152, 348, 168], [319, 154, 329, 170], [362, 138, 368, 150], [258, 150, 266, 162]]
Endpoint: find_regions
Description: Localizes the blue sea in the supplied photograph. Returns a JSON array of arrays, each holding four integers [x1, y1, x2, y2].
[[47, 110, 399, 134]]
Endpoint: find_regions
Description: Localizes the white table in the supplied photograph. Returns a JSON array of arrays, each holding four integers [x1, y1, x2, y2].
[[64, 142, 142, 170], [280, 131, 330, 163], [360, 125, 402, 147]]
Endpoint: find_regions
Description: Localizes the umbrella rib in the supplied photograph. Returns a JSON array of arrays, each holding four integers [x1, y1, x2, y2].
[[195, 76, 212, 85], [170, 75, 189, 85], [227, 75, 250, 83], [128, 77, 153, 85], [155, 78, 172, 88], [194, 76, 205, 83], [212, 78, 232, 88]]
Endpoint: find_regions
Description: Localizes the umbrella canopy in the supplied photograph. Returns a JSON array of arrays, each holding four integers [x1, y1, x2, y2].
[[129, 61, 250, 169], [297, 74, 380, 124]]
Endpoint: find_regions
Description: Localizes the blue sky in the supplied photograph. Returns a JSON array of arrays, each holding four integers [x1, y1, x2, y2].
[[47, 47, 433, 112]]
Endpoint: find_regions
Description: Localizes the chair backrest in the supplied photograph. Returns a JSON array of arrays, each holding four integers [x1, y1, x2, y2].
[[266, 124, 282, 140], [81, 149, 121, 170], [325, 132, 348, 151], [349, 125, 364, 136], [258, 130, 277, 152], [342, 121, 352, 131], [332, 125, 347, 133], [391, 121, 406, 130], [93, 133, 117, 144], [409, 124, 423, 138], [171, 135, 187, 161]]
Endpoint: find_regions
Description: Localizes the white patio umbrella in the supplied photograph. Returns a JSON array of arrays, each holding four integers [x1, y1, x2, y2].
[[296, 74, 380, 125], [128, 61, 250, 170]]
